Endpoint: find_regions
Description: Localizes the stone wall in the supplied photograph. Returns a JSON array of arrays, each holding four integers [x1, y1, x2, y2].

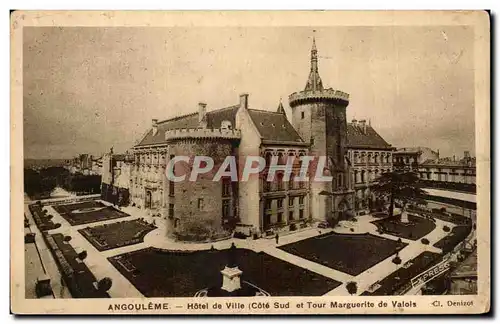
[[166, 138, 237, 241]]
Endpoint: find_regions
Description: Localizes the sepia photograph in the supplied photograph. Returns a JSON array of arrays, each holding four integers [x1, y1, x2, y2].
[[10, 10, 490, 314]]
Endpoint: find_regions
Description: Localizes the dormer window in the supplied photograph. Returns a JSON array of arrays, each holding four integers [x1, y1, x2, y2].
[[221, 120, 233, 130]]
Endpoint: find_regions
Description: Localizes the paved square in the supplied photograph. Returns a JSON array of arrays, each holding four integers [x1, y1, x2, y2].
[[108, 247, 341, 297], [371, 214, 436, 240], [79, 219, 157, 251], [279, 233, 407, 276], [52, 201, 129, 225]]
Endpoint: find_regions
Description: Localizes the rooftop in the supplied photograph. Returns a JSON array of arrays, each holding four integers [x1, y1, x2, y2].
[[135, 105, 239, 147], [247, 109, 304, 144], [346, 123, 392, 150]]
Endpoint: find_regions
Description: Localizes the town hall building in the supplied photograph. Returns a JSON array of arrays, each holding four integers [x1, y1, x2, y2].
[[101, 38, 393, 241]]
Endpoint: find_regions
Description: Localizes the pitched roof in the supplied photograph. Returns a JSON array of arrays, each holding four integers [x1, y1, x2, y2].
[[346, 123, 392, 149], [247, 109, 304, 144], [135, 105, 240, 147], [206, 105, 239, 129]]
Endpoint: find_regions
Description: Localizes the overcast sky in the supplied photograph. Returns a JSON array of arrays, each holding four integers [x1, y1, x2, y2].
[[23, 26, 475, 159]]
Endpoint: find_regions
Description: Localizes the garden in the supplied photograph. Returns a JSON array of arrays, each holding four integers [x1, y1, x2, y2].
[[78, 219, 157, 251], [108, 247, 341, 297], [371, 214, 436, 240], [52, 201, 129, 225], [279, 232, 407, 276]]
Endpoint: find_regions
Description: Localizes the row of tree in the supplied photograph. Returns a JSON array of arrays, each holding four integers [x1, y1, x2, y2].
[[24, 167, 102, 199]]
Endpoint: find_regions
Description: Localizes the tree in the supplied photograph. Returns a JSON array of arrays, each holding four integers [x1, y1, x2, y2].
[[77, 250, 88, 261], [371, 171, 427, 222], [97, 277, 113, 292], [346, 281, 358, 295]]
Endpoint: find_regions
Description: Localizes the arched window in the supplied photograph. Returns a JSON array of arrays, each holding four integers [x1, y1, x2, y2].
[[276, 173, 284, 191], [265, 152, 273, 166]]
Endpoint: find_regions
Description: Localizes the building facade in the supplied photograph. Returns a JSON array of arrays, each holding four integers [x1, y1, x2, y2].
[[419, 151, 476, 185], [393, 147, 439, 172], [346, 119, 394, 214], [101, 150, 134, 206], [101, 38, 384, 241]]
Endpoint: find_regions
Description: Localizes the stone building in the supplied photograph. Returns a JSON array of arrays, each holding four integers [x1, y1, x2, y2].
[[419, 151, 476, 184], [393, 147, 439, 172], [101, 150, 134, 205], [288, 37, 354, 222], [346, 119, 394, 214], [102, 37, 380, 240]]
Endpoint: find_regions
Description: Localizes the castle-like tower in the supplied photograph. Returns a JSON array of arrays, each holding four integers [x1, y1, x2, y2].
[[289, 37, 354, 223]]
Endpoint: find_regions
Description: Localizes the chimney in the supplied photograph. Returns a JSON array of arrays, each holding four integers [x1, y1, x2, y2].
[[198, 102, 207, 124], [359, 119, 366, 134], [152, 119, 158, 136], [351, 119, 357, 126], [239, 93, 249, 110]]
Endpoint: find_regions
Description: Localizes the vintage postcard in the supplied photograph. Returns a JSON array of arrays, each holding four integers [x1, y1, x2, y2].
[[11, 10, 490, 315]]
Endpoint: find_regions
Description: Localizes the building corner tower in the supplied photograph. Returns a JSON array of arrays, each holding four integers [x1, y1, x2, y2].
[[288, 36, 354, 224]]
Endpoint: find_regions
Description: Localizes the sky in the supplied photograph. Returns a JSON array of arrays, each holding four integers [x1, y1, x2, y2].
[[23, 26, 475, 159]]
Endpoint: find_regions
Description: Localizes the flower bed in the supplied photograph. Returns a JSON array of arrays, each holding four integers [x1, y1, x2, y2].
[[78, 219, 157, 251]]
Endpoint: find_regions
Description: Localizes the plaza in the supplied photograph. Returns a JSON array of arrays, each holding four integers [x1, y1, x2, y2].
[[24, 193, 475, 298]]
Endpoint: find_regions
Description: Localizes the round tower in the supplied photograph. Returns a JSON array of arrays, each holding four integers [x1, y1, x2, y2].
[[288, 36, 353, 224], [164, 127, 241, 241]]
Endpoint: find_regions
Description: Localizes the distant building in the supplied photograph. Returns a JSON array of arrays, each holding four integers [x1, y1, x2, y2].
[[346, 119, 394, 213], [393, 147, 439, 172], [419, 151, 476, 185], [69, 153, 103, 176], [101, 150, 134, 205]]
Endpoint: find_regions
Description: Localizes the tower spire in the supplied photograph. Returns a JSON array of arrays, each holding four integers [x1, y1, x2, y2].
[[277, 97, 285, 114], [305, 31, 323, 92]]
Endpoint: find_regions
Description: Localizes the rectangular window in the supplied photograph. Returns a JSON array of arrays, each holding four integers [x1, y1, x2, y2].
[[198, 198, 204, 210], [169, 181, 174, 197], [288, 197, 294, 206], [277, 212, 283, 223], [299, 209, 304, 219], [299, 196, 305, 205], [168, 204, 174, 218], [264, 178, 271, 192], [277, 199, 283, 209], [288, 211, 294, 220], [222, 200, 230, 220], [301, 111, 305, 119], [265, 200, 272, 210], [222, 180, 231, 197], [277, 174, 284, 191]]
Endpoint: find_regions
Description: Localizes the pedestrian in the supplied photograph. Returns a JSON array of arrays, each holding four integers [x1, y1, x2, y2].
[[275, 232, 279, 244]]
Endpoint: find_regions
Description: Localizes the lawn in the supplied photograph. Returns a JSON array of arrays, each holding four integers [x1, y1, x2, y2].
[[433, 224, 473, 254], [371, 214, 437, 240], [79, 219, 157, 251], [407, 206, 472, 226], [361, 251, 442, 296], [52, 201, 129, 225], [108, 247, 341, 297], [279, 233, 407, 276]]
